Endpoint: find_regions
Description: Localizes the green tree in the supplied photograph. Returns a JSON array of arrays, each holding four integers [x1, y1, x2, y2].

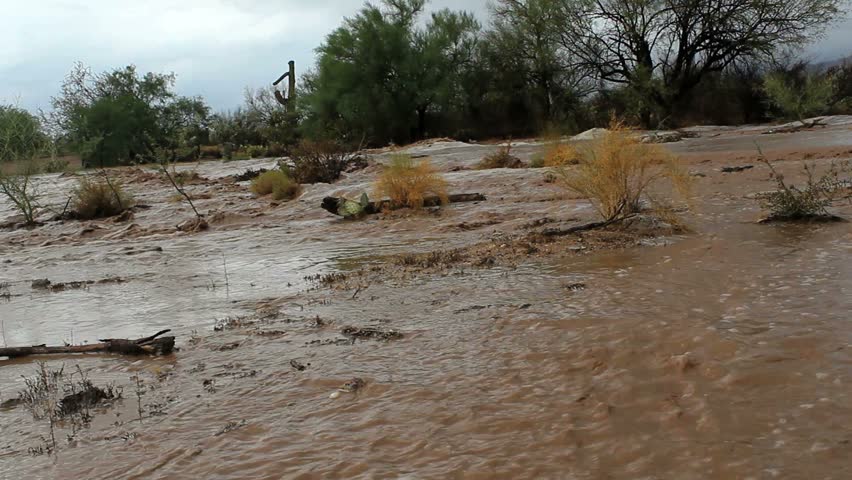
[[48, 63, 210, 167], [0, 105, 47, 163], [764, 69, 836, 124], [554, 0, 845, 127], [302, 0, 479, 145], [486, 0, 592, 128]]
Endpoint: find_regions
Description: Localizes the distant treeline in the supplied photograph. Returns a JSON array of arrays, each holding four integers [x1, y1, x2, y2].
[[1, 0, 850, 167]]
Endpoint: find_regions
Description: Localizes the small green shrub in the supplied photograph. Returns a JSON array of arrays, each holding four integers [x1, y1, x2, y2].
[[528, 156, 545, 168], [73, 176, 134, 219], [759, 157, 850, 220], [246, 145, 266, 158], [250, 170, 300, 200]]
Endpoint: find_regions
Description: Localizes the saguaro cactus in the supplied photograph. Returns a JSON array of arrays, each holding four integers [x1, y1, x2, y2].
[[273, 60, 296, 112]]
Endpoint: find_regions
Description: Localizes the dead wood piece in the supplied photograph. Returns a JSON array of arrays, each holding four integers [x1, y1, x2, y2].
[[0, 330, 175, 359], [341, 326, 403, 341], [721, 165, 754, 173], [321, 193, 486, 217]]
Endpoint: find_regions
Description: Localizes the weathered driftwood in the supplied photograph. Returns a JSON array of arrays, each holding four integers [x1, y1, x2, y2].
[[321, 193, 486, 217], [0, 330, 175, 359]]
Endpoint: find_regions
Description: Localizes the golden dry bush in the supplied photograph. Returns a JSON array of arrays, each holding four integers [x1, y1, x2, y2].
[[373, 154, 448, 209], [543, 142, 580, 167], [250, 170, 300, 201], [559, 121, 689, 221]]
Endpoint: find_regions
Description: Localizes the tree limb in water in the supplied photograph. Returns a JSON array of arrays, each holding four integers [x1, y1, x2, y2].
[[321, 193, 486, 217], [0, 330, 175, 359]]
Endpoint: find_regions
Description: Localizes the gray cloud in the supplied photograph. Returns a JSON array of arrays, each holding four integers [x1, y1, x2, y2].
[[0, 0, 848, 112]]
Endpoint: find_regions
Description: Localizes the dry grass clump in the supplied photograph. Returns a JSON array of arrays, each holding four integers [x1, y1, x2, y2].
[[559, 121, 689, 221], [250, 170, 300, 201], [477, 143, 524, 170], [543, 142, 581, 167], [73, 175, 134, 219], [374, 154, 448, 209]]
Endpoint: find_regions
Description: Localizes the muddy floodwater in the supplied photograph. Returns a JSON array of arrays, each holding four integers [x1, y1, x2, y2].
[[1, 120, 852, 479]]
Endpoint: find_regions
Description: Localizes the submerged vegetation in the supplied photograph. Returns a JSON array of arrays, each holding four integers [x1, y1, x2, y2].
[[373, 155, 448, 209], [759, 155, 850, 220], [72, 175, 134, 219]]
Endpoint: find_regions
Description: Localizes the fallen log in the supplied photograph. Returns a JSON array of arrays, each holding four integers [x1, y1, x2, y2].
[[0, 330, 175, 359], [322, 193, 486, 218]]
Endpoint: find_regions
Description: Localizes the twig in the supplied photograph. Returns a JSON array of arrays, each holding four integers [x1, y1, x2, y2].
[[541, 214, 637, 237], [160, 164, 202, 219], [222, 252, 230, 298]]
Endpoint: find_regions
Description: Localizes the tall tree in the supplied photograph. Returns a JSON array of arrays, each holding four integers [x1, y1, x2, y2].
[[488, 0, 593, 125], [555, 0, 845, 126], [302, 0, 479, 145], [48, 63, 210, 166]]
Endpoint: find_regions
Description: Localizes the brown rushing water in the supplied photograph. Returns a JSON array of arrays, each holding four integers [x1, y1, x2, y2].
[[1, 121, 851, 479]]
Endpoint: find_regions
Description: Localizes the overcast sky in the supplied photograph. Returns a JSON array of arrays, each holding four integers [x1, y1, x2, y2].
[[1, 0, 850, 113]]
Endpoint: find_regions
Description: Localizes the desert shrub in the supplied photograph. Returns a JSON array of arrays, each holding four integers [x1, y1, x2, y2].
[[246, 145, 266, 158], [373, 155, 448, 209], [529, 156, 545, 168], [199, 145, 222, 159], [265, 143, 288, 158], [0, 162, 42, 224], [286, 140, 363, 184], [559, 122, 688, 221], [477, 143, 523, 169], [42, 157, 70, 174], [250, 170, 300, 201], [543, 142, 580, 167], [759, 156, 850, 220], [73, 175, 134, 219]]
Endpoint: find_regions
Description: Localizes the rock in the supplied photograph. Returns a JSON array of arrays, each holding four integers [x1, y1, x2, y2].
[[571, 128, 609, 141]]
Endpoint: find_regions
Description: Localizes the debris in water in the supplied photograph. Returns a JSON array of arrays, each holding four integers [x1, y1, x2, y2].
[[341, 326, 403, 341], [330, 377, 367, 399], [290, 359, 308, 371], [721, 165, 754, 173], [31, 279, 51, 290]]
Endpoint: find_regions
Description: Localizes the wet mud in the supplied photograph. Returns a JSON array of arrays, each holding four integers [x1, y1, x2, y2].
[[1, 119, 851, 478]]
